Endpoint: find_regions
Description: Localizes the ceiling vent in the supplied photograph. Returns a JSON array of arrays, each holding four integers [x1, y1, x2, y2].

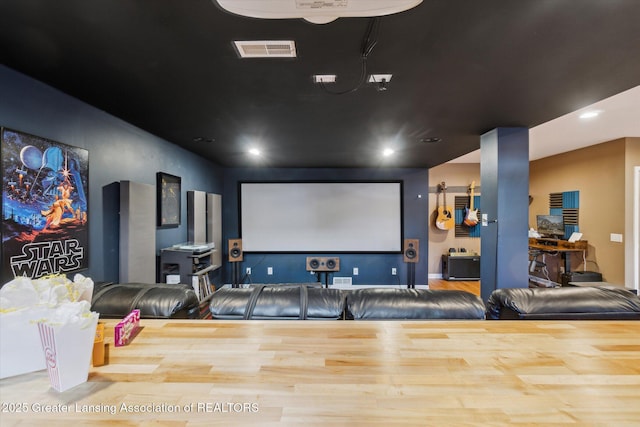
[[216, 0, 423, 24], [233, 40, 297, 58]]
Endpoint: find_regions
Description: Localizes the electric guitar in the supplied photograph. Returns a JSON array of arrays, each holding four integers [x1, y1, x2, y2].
[[435, 181, 454, 230], [463, 180, 479, 227]]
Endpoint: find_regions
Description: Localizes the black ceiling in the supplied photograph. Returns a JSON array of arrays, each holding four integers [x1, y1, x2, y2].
[[2, 0, 640, 168]]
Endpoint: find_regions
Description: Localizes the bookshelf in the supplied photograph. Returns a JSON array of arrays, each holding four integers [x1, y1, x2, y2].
[[160, 242, 219, 301]]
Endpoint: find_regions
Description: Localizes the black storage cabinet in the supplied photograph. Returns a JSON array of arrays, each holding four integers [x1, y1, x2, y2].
[[442, 255, 481, 281]]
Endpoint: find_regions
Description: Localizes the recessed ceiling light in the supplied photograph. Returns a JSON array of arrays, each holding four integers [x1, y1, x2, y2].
[[249, 148, 261, 156], [579, 110, 601, 119], [383, 148, 394, 157]]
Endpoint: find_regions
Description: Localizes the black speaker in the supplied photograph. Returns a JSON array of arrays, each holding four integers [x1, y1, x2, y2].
[[306, 257, 340, 272], [228, 238, 243, 262], [403, 239, 419, 263]]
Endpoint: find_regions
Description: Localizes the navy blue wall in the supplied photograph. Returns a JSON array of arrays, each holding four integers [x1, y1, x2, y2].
[[0, 66, 224, 284], [222, 168, 429, 286], [0, 65, 430, 287]]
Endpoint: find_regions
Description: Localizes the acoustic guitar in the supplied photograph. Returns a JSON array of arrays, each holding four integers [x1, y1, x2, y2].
[[463, 180, 479, 227], [435, 181, 454, 230]]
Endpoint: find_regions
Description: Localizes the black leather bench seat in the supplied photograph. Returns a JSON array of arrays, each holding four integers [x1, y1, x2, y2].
[[346, 288, 486, 320], [210, 284, 346, 320], [486, 286, 640, 320], [91, 282, 200, 319]]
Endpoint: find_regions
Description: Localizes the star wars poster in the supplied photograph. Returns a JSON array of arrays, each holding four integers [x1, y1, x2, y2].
[[1, 128, 89, 281]]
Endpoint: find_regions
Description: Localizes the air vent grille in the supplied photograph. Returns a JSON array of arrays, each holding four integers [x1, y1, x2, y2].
[[332, 277, 352, 286], [234, 40, 297, 58]]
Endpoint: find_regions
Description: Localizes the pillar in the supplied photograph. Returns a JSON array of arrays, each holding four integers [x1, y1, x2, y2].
[[480, 128, 529, 301]]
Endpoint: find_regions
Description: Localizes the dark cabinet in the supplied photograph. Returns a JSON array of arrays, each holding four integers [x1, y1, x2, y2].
[[442, 254, 481, 281]]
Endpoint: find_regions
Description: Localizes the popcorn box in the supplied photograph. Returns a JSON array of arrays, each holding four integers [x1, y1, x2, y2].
[[0, 307, 49, 379], [37, 313, 99, 392], [114, 309, 140, 347], [0, 274, 96, 380]]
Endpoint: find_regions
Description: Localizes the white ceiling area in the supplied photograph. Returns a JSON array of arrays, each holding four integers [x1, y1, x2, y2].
[[449, 84, 640, 163]]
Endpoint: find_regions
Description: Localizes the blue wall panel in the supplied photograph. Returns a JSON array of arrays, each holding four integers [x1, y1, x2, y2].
[[562, 191, 579, 209]]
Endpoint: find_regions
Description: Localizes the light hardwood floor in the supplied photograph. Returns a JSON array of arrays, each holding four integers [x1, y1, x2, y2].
[[2, 318, 639, 426], [429, 279, 481, 296]]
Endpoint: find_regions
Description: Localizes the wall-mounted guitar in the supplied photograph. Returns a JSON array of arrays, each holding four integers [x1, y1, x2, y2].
[[435, 181, 454, 230], [463, 181, 479, 227]]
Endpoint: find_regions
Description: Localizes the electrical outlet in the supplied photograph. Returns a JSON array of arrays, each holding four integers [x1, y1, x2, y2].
[[246, 267, 251, 275], [481, 213, 488, 227], [267, 267, 273, 275], [391, 268, 397, 275], [353, 267, 359, 275]]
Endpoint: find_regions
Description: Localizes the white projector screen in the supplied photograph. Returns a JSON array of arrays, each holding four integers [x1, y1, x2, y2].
[[240, 182, 403, 252]]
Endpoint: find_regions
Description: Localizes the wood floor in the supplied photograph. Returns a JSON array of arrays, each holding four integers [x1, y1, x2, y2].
[[428, 279, 481, 296], [2, 318, 639, 426]]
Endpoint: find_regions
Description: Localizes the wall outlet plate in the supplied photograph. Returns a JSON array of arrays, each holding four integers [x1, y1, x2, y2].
[[610, 233, 623, 243]]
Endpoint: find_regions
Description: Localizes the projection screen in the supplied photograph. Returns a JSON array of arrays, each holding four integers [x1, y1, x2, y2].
[[239, 182, 403, 252]]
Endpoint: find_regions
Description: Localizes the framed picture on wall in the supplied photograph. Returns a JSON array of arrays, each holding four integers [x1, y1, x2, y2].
[[1, 127, 89, 279], [157, 172, 181, 228]]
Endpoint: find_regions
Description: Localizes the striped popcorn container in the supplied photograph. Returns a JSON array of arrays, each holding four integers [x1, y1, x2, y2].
[[37, 313, 99, 392]]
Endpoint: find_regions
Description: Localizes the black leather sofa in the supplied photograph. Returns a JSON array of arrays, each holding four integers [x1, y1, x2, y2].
[[91, 282, 200, 319], [91, 282, 640, 322], [346, 288, 486, 320], [209, 284, 346, 320], [209, 285, 486, 320], [486, 286, 640, 320]]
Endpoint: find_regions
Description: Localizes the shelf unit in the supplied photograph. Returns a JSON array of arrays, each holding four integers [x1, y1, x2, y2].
[[160, 243, 220, 300]]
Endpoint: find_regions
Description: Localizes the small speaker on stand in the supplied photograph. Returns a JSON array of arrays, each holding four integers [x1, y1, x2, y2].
[[403, 239, 419, 288], [228, 239, 243, 288]]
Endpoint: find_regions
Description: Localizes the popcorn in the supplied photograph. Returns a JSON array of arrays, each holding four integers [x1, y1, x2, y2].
[[0, 273, 94, 311], [0, 274, 98, 382]]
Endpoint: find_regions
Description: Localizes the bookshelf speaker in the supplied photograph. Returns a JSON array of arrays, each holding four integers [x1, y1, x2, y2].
[[228, 239, 243, 262], [403, 239, 419, 263]]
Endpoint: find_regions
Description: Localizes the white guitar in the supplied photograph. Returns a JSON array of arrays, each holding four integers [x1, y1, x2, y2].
[[463, 181, 479, 227]]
